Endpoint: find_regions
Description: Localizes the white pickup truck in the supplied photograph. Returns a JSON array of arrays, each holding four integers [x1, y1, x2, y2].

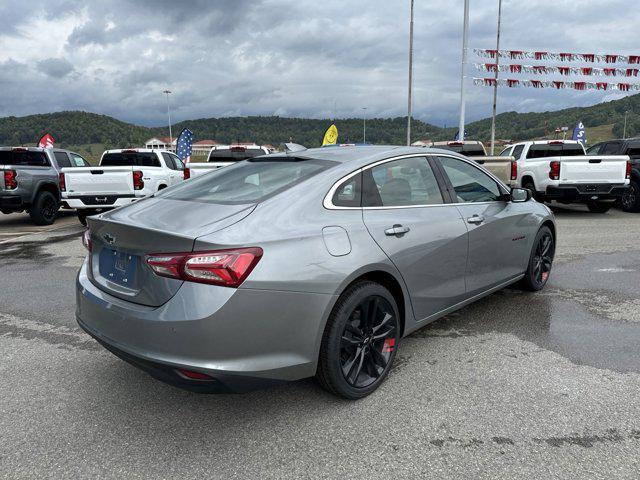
[[61, 149, 187, 224], [187, 144, 271, 179], [500, 140, 631, 213]]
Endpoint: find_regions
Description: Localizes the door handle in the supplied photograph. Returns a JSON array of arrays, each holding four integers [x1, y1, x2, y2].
[[467, 215, 485, 224], [384, 224, 410, 236]]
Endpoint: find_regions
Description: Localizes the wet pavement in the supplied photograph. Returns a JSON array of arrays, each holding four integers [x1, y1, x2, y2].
[[1, 205, 639, 478]]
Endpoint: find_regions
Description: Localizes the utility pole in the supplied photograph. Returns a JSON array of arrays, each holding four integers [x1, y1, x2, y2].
[[362, 107, 367, 143], [490, 0, 502, 154], [458, 0, 470, 141], [407, 0, 414, 146], [623, 110, 629, 139], [163, 89, 173, 149]]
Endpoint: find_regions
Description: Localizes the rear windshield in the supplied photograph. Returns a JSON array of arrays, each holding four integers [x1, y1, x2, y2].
[[163, 157, 335, 204], [438, 144, 485, 156], [526, 144, 584, 158], [0, 150, 49, 166], [101, 152, 161, 167], [208, 148, 265, 162]]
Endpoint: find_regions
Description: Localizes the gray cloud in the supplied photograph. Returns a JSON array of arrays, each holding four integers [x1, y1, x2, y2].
[[0, 0, 638, 127], [37, 58, 74, 77]]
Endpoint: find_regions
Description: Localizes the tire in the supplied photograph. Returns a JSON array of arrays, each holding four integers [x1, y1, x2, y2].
[[316, 281, 401, 399], [77, 209, 100, 226], [522, 181, 539, 201], [28, 191, 59, 226], [519, 226, 555, 292], [621, 180, 640, 213], [587, 201, 612, 213]]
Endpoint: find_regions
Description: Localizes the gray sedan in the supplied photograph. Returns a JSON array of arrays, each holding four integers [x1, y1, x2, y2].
[[76, 146, 556, 399]]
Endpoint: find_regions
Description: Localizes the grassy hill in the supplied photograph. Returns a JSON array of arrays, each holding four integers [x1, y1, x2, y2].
[[3, 93, 640, 163]]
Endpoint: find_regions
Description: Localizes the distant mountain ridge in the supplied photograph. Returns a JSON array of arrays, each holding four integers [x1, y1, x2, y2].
[[2, 93, 640, 153]]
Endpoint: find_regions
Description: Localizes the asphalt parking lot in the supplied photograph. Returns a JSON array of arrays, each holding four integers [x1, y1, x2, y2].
[[1, 206, 639, 479]]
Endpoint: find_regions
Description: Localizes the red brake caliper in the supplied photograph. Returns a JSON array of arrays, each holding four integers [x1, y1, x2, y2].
[[382, 338, 396, 353]]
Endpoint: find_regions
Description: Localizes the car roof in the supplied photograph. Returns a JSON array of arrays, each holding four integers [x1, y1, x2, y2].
[[288, 145, 463, 165]]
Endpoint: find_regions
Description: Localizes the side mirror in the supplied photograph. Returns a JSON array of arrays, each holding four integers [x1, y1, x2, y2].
[[510, 187, 531, 203]]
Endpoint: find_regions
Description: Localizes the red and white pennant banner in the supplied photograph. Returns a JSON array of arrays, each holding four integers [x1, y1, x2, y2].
[[473, 77, 640, 91], [474, 49, 640, 64], [475, 63, 640, 77]]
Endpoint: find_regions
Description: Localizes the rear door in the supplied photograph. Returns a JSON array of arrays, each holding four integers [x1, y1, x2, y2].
[[362, 155, 468, 321], [161, 152, 183, 185], [434, 155, 532, 295]]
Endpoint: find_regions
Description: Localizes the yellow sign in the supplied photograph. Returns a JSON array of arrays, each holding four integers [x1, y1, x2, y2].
[[322, 124, 338, 146]]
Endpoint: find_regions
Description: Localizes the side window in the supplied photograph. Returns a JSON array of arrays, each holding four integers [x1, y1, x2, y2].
[[511, 145, 525, 159], [602, 142, 621, 155], [364, 157, 443, 207], [162, 153, 176, 169], [562, 144, 586, 156], [438, 156, 502, 203], [170, 154, 185, 170], [332, 173, 361, 207], [70, 153, 89, 167], [586, 143, 603, 155], [54, 151, 71, 168], [499, 147, 513, 156]]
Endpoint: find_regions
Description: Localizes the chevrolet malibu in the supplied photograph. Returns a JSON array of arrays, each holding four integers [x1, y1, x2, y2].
[[76, 146, 556, 399]]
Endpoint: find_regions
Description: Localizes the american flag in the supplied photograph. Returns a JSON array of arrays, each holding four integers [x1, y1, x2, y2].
[[176, 128, 194, 164]]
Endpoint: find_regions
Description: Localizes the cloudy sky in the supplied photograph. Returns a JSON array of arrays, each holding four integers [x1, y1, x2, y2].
[[0, 0, 637, 127]]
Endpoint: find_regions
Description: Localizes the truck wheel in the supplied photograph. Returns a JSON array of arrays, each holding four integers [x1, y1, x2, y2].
[[587, 201, 612, 213], [522, 181, 539, 201], [621, 180, 640, 212], [77, 209, 99, 226], [29, 191, 59, 225]]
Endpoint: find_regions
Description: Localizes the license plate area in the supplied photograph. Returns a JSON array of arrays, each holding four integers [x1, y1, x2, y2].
[[99, 248, 138, 287], [584, 184, 598, 192]]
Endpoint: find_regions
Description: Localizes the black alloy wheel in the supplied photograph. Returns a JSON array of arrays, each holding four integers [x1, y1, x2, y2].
[[621, 180, 640, 212], [340, 295, 397, 388], [520, 226, 555, 291], [316, 281, 400, 399]]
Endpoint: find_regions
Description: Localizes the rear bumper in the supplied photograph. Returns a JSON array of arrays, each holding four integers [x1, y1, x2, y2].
[[75, 260, 336, 392], [0, 194, 28, 210], [545, 183, 628, 203], [65, 195, 138, 209]]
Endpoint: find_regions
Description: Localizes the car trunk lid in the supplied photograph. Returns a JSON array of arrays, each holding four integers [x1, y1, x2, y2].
[[86, 197, 256, 306]]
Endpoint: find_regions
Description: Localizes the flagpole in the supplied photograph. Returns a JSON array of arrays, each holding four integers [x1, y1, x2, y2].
[[407, 0, 414, 146], [458, 0, 470, 141], [163, 89, 173, 150], [490, 0, 502, 154]]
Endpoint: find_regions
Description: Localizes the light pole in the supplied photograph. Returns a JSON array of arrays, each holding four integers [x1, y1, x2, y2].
[[362, 107, 367, 143], [624, 110, 629, 139], [163, 89, 173, 149], [458, 0, 470, 141], [407, 0, 414, 146], [490, 0, 503, 154]]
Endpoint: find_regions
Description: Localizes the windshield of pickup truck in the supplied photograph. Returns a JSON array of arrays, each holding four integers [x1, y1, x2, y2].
[[101, 152, 161, 167], [526, 144, 584, 158], [208, 148, 265, 162], [164, 157, 335, 204], [0, 150, 49, 166]]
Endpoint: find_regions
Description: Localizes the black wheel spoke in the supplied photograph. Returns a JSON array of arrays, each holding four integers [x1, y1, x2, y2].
[[370, 348, 387, 369], [342, 347, 363, 380], [372, 312, 393, 333], [373, 327, 395, 340], [366, 297, 379, 331], [344, 324, 363, 339], [341, 335, 360, 346]]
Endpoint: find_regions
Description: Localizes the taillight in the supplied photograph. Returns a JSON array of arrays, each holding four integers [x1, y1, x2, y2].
[[146, 247, 263, 288], [549, 161, 561, 180], [59, 172, 66, 192], [3, 169, 17, 190], [82, 230, 92, 251], [183, 168, 190, 180], [133, 170, 144, 190], [626, 160, 632, 179], [510, 161, 518, 181]]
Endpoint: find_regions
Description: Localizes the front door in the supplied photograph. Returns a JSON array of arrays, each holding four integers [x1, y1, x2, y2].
[[362, 156, 468, 322], [434, 155, 532, 295]]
